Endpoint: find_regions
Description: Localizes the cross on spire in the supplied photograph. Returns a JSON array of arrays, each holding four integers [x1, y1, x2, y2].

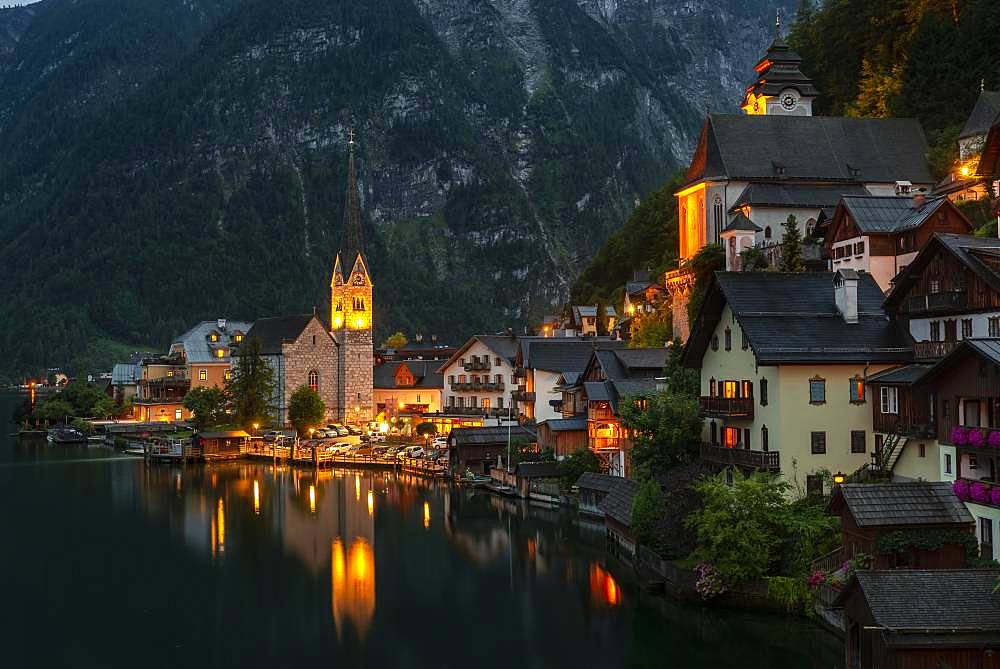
[[775, 8, 782, 38], [341, 130, 364, 265], [348, 127, 356, 150]]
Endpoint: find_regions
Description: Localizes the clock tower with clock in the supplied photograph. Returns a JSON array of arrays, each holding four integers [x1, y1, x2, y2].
[[740, 13, 818, 117], [330, 130, 374, 424]]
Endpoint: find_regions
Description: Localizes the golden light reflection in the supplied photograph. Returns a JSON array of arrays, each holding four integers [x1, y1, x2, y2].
[[216, 497, 226, 556], [355, 474, 361, 501], [331, 538, 375, 640], [423, 501, 430, 529], [175, 472, 182, 493], [589, 563, 622, 607], [367, 489, 374, 516], [253, 480, 260, 515], [309, 484, 316, 514]]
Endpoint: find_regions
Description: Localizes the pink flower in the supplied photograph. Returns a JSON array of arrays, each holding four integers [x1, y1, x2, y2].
[[807, 571, 827, 588], [991, 486, 1000, 507], [972, 482, 991, 504], [988, 431, 1000, 448], [951, 426, 969, 445], [953, 479, 971, 501], [969, 429, 985, 448]]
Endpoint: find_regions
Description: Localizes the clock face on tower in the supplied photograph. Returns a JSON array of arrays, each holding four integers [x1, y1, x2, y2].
[[780, 90, 799, 111], [351, 272, 366, 286]]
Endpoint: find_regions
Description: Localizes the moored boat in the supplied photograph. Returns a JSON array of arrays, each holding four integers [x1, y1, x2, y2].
[[47, 427, 87, 444]]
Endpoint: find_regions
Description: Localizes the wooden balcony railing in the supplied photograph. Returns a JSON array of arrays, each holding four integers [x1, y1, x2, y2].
[[699, 443, 780, 472], [512, 389, 536, 402], [913, 340, 959, 360], [698, 396, 754, 419], [590, 436, 625, 450], [904, 290, 967, 315], [463, 360, 491, 371]]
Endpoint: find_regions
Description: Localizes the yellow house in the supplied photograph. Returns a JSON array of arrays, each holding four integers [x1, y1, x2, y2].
[[682, 270, 912, 496]]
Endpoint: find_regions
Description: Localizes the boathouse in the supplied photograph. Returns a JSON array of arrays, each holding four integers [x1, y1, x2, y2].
[[195, 430, 250, 460]]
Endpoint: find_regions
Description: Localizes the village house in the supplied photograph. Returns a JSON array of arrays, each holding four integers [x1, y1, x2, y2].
[[834, 569, 1000, 669], [134, 356, 191, 423], [667, 32, 935, 340], [571, 305, 618, 336], [447, 424, 537, 476], [372, 359, 443, 429], [682, 270, 912, 496], [824, 195, 972, 290], [437, 334, 519, 422], [935, 88, 1000, 203]]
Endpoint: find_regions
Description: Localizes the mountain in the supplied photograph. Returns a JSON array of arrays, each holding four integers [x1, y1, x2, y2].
[[0, 0, 792, 379]]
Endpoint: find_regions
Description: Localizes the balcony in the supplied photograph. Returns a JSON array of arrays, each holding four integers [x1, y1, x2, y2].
[[913, 340, 959, 361], [903, 289, 968, 315], [699, 443, 780, 472], [512, 389, 536, 402], [590, 436, 626, 450], [954, 477, 1000, 509], [463, 359, 491, 371], [471, 381, 505, 392], [698, 396, 754, 419], [450, 381, 472, 391]]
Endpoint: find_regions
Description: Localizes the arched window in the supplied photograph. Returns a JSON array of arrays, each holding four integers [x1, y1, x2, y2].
[[761, 425, 769, 451], [805, 218, 816, 237], [712, 195, 723, 244], [308, 370, 319, 392], [724, 326, 732, 351], [764, 226, 772, 240]]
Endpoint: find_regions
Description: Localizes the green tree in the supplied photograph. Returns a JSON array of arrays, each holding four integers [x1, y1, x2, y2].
[[36, 398, 74, 422], [620, 389, 701, 480], [226, 338, 275, 429], [557, 448, 603, 490], [779, 215, 805, 272], [287, 385, 325, 437], [686, 471, 789, 587], [415, 422, 438, 437], [684, 243, 726, 326], [631, 478, 665, 547], [385, 332, 408, 349], [91, 395, 117, 420], [739, 246, 769, 272], [59, 380, 110, 416], [628, 300, 672, 349], [183, 386, 227, 432]]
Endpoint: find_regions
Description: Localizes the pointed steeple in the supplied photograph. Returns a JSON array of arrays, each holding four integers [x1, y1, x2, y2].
[[740, 15, 819, 116], [330, 253, 345, 288], [341, 128, 364, 265]]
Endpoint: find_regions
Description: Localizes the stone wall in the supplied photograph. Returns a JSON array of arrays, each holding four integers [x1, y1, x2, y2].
[[339, 328, 374, 425], [281, 317, 340, 425]]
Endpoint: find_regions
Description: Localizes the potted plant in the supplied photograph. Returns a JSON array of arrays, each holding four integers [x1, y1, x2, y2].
[[972, 481, 991, 504]]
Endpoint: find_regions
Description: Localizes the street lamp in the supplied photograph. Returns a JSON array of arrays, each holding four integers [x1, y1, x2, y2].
[[833, 471, 846, 486]]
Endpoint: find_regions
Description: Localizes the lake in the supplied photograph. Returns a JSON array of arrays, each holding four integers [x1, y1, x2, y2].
[[0, 391, 842, 668]]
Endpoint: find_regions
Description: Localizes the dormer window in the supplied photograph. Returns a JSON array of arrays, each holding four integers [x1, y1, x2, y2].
[[209, 331, 219, 342], [847, 164, 860, 177], [215, 348, 226, 359], [233, 333, 243, 343]]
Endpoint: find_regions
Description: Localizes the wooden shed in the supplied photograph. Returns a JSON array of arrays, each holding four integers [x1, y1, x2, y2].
[[835, 569, 1000, 669], [195, 430, 250, 460], [536, 417, 587, 457], [828, 482, 975, 569]]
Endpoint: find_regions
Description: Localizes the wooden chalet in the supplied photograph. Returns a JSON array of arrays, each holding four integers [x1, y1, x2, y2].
[[447, 425, 537, 476], [195, 431, 250, 460], [536, 416, 587, 457], [827, 483, 974, 569], [835, 569, 1000, 669]]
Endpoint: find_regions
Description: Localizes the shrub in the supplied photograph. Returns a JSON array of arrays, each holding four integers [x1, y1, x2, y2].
[[631, 479, 665, 547]]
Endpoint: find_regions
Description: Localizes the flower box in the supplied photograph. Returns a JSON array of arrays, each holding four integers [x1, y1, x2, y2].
[[951, 426, 969, 445], [969, 429, 985, 448], [953, 478, 971, 501]]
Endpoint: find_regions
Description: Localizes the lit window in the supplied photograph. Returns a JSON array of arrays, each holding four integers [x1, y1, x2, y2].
[[215, 349, 226, 359], [225, 370, 232, 381], [741, 380, 753, 399], [723, 380, 738, 399], [210, 332, 219, 342], [809, 377, 826, 404], [174, 409, 182, 420], [167, 370, 174, 378], [482, 398, 490, 409], [199, 369, 207, 381], [234, 334, 243, 343], [849, 376, 865, 404], [308, 370, 319, 392], [723, 427, 740, 448], [880, 387, 899, 414]]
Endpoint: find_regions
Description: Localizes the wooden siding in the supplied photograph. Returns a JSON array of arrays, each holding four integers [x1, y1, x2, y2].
[[838, 505, 970, 570], [899, 248, 1000, 316], [871, 384, 932, 436], [931, 353, 1000, 443]]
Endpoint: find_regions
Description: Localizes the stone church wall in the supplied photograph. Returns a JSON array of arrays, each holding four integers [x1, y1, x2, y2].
[[281, 318, 340, 424]]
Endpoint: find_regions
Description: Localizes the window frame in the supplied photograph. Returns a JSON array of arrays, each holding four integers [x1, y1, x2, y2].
[[880, 386, 899, 415], [850, 430, 866, 454], [811, 431, 827, 454], [849, 375, 865, 404], [308, 370, 319, 392], [809, 377, 827, 405]]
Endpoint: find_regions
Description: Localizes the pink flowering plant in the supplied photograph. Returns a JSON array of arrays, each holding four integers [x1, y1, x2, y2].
[[694, 563, 727, 600], [951, 426, 969, 445], [953, 478, 971, 501], [972, 482, 991, 504], [969, 429, 985, 448], [988, 431, 1000, 448], [991, 486, 1000, 507]]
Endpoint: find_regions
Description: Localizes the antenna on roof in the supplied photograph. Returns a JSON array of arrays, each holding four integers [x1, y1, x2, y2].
[[775, 8, 781, 38], [982, 78, 987, 93]]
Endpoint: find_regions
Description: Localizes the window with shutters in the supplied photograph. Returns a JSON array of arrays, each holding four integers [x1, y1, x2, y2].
[[741, 380, 753, 399], [962, 318, 973, 338], [930, 321, 941, 342], [811, 431, 827, 454], [809, 377, 826, 405], [880, 387, 898, 414], [851, 430, 866, 454], [990, 317, 1000, 338], [849, 376, 865, 404], [760, 378, 768, 406]]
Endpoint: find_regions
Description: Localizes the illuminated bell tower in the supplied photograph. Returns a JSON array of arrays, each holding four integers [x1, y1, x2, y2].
[[740, 11, 818, 117], [331, 129, 374, 425]]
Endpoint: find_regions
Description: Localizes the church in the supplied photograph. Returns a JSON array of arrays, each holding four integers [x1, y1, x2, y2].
[[244, 133, 374, 426]]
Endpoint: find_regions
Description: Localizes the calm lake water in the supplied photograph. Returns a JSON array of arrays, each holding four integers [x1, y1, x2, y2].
[[0, 391, 842, 668]]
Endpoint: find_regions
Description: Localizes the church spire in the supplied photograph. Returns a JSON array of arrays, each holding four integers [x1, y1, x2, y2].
[[341, 128, 364, 264]]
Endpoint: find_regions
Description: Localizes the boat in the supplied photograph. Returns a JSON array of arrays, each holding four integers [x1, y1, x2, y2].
[[124, 443, 146, 455], [47, 427, 87, 444]]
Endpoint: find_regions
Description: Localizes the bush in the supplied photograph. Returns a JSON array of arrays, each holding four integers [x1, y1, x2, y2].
[[415, 422, 437, 437], [631, 478, 665, 546], [558, 448, 602, 490]]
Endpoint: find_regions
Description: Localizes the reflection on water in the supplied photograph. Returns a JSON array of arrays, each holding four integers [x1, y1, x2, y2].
[[590, 562, 623, 607], [331, 537, 375, 640]]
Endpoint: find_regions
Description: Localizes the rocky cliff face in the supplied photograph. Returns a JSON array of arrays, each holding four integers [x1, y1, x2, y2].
[[0, 0, 792, 377]]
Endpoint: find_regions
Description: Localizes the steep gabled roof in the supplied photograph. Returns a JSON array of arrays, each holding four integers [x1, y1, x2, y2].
[[245, 315, 327, 355], [171, 319, 254, 363], [372, 360, 443, 389], [521, 339, 625, 374], [916, 338, 1000, 387], [884, 233, 1000, 311], [436, 334, 521, 374], [731, 183, 870, 212], [833, 570, 1000, 632], [576, 471, 617, 493], [836, 196, 968, 235], [683, 272, 912, 367], [538, 417, 587, 432], [598, 477, 640, 527], [828, 482, 973, 528], [684, 115, 933, 187], [959, 90, 1000, 140], [721, 212, 762, 233]]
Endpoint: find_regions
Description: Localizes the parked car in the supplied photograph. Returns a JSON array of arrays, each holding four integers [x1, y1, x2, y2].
[[326, 424, 350, 437], [312, 428, 332, 439], [398, 446, 424, 460], [369, 433, 387, 443], [432, 437, 448, 448], [347, 426, 363, 436], [263, 430, 283, 443]]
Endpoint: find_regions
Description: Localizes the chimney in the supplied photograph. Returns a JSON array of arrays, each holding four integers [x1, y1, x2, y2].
[[912, 191, 926, 208], [431, 334, 438, 343], [834, 269, 859, 324], [415, 333, 423, 343], [217, 318, 227, 330]]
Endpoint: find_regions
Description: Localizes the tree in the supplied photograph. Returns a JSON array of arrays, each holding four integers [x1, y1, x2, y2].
[[620, 389, 701, 480], [385, 332, 408, 349], [288, 385, 325, 437], [415, 422, 438, 437], [739, 246, 769, 272], [226, 338, 275, 429], [779, 215, 805, 272], [36, 398, 74, 422], [58, 380, 110, 417], [631, 478, 665, 547], [91, 395, 117, 420], [684, 243, 726, 327], [183, 386, 227, 431], [557, 448, 603, 490], [628, 299, 672, 349], [685, 471, 789, 587]]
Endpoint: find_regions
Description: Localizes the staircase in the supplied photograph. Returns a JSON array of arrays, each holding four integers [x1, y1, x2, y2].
[[877, 433, 909, 473]]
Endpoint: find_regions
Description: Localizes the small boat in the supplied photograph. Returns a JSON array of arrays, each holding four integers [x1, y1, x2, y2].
[[47, 427, 87, 444], [124, 443, 146, 455]]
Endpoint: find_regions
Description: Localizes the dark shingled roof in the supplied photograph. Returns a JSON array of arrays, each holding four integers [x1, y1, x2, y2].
[[867, 363, 931, 386], [576, 471, 617, 493], [538, 417, 586, 432], [731, 183, 870, 211], [515, 461, 560, 478], [917, 339, 1000, 387], [829, 482, 973, 528], [614, 348, 669, 373], [834, 570, 1000, 632], [885, 234, 1000, 311], [448, 425, 536, 447], [523, 340, 625, 373], [244, 315, 327, 355], [959, 90, 1000, 140], [686, 114, 933, 186], [373, 360, 443, 389], [840, 195, 952, 234], [684, 272, 912, 366], [722, 212, 762, 233], [598, 477, 640, 527]]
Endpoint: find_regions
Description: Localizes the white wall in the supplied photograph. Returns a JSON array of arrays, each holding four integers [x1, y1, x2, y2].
[[909, 312, 1000, 342], [441, 339, 515, 412]]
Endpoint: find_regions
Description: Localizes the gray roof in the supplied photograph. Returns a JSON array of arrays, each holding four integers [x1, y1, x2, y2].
[[449, 425, 536, 447], [244, 315, 327, 355], [836, 570, 1000, 632], [583, 378, 657, 414], [684, 272, 913, 366], [522, 340, 625, 373], [840, 195, 952, 234], [867, 363, 931, 385], [471, 335, 520, 364], [722, 212, 762, 233], [598, 477, 640, 526], [831, 482, 973, 528], [171, 319, 253, 363], [885, 234, 1000, 310], [514, 461, 560, 478], [373, 360, 443, 389], [538, 417, 587, 432], [687, 114, 933, 186], [731, 183, 871, 211], [965, 338, 1000, 365], [626, 281, 654, 295], [576, 471, 617, 492], [959, 90, 1000, 140], [111, 362, 140, 385]]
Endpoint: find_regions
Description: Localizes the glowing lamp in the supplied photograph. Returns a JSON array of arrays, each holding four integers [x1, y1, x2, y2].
[[354, 315, 366, 328], [960, 165, 970, 177], [333, 316, 344, 329], [832, 472, 846, 486]]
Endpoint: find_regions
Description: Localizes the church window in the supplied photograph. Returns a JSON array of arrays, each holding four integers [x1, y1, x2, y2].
[[764, 226, 772, 240], [335, 301, 343, 312], [724, 326, 732, 351], [312, 334, 317, 346], [712, 195, 723, 244], [308, 370, 319, 392]]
